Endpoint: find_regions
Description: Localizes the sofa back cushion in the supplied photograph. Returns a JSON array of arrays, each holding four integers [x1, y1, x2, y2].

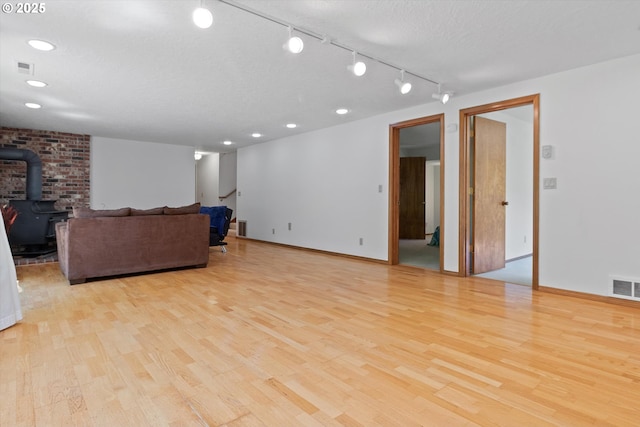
[[73, 207, 131, 218], [130, 207, 165, 216], [163, 202, 201, 215]]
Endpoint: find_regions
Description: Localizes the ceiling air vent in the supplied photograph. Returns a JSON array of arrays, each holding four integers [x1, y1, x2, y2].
[[610, 275, 640, 301], [17, 61, 34, 75]]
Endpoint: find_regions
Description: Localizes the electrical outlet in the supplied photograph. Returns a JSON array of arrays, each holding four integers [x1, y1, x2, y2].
[[359, 237, 363, 246], [378, 185, 383, 193], [272, 228, 275, 234], [288, 222, 292, 231]]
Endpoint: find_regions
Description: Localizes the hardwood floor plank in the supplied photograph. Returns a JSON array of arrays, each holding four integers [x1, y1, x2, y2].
[[2, 239, 639, 426]]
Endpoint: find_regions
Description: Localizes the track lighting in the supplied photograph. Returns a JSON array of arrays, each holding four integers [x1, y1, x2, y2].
[[394, 70, 412, 95], [284, 27, 304, 54], [217, 0, 447, 95], [347, 51, 366, 77], [432, 84, 451, 104], [193, 1, 213, 29]]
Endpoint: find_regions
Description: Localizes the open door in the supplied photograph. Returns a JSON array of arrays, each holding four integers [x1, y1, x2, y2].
[[389, 114, 444, 269], [459, 94, 540, 290], [472, 117, 507, 274], [399, 157, 426, 239]]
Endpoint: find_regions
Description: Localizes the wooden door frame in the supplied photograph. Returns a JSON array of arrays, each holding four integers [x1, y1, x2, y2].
[[389, 113, 444, 270], [459, 94, 540, 289]]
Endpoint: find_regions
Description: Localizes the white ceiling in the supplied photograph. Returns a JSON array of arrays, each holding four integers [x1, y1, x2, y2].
[[1, 0, 639, 153]]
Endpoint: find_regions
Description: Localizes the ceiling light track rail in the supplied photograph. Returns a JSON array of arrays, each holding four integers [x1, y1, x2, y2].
[[216, 0, 440, 87]]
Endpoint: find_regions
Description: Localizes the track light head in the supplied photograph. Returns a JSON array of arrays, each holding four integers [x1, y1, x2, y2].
[[286, 36, 304, 53], [348, 52, 367, 77], [348, 61, 367, 77], [432, 84, 451, 104], [394, 70, 412, 94], [192, 6, 213, 29], [395, 79, 412, 94], [284, 27, 304, 53], [432, 93, 450, 104]]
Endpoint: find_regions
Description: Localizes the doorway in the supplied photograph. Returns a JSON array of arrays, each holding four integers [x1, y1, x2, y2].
[[389, 114, 444, 271], [459, 95, 540, 289]]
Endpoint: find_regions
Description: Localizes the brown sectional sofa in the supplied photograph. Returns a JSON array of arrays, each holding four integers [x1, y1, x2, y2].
[[56, 203, 210, 284]]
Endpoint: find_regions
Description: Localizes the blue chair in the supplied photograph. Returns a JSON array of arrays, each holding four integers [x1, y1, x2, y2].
[[199, 206, 233, 252]]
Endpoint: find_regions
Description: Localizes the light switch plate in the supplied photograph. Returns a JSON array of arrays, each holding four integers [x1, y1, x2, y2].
[[543, 177, 557, 189]]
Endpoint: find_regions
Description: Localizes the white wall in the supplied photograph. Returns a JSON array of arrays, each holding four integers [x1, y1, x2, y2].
[[219, 151, 237, 217], [195, 152, 237, 214], [196, 153, 220, 206], [238, 53, 640, 296], [237, 119, 389, 259], [91, 136, 195, 209]]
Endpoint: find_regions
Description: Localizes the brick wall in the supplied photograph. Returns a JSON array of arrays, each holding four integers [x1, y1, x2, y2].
[[0, 127, 90, 211]]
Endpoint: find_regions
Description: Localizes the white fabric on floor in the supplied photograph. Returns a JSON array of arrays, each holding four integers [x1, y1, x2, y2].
[[0, 210, 22, 331]]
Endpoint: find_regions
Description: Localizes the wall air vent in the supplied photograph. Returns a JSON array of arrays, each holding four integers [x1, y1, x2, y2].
[[237, 220, 247, 237], [17, 61, 34, 75], [610, 276, 640, 301]]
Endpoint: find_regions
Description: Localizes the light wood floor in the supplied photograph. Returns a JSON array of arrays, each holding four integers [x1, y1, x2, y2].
[[2, 238, 639, 426]]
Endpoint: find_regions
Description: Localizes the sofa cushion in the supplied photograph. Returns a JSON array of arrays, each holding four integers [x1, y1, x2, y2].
[[73, 207, 131, 218], [163, 202, 201, 215], [130, 207, 165, 216]]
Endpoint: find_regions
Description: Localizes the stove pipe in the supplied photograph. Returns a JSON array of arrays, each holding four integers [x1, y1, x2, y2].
[[0, 147, 43, 200]]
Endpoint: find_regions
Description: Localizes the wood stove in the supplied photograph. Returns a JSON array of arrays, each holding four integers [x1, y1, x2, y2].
[[1, 148, 68, 256]]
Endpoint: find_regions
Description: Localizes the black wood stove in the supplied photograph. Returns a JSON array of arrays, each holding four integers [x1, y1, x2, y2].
[[1, 148, 68, 256]]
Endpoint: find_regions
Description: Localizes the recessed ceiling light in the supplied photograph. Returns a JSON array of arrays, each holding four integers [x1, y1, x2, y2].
[[25, 102, 41, 109], [223, 140, 233, 145], [28, 39, 55, 51], [336, 108, 349, 115], [192, 7, 213, 29], [26, 80, 47, 88], [251, 133, 262, 138], [286, 123, 297, 129]]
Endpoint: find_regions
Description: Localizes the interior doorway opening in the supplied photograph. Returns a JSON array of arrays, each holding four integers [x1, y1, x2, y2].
[[389, 114, 444, 271], [459, 95, 540, 289]]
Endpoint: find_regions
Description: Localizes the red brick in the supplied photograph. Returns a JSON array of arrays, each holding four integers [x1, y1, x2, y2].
[[1, 127, 90, 211]]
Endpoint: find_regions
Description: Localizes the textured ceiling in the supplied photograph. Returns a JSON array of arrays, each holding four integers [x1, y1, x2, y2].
[[1, 0, 639, 153]]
